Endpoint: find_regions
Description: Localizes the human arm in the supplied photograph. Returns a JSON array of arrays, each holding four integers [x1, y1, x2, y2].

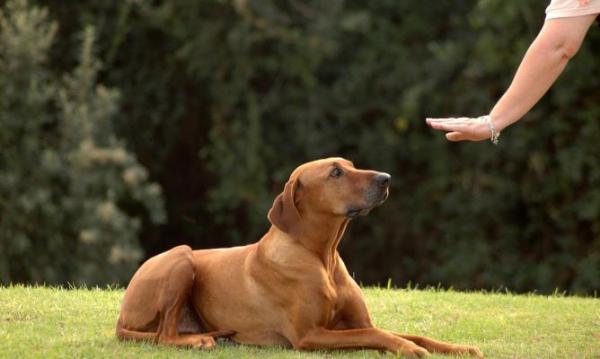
[[426, 14, 597, 142]]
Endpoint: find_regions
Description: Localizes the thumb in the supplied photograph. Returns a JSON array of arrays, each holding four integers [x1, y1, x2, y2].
[[446, 132, 466, 142]]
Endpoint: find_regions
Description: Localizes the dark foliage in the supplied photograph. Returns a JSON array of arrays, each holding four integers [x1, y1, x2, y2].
[[4, 0, 599, 293]]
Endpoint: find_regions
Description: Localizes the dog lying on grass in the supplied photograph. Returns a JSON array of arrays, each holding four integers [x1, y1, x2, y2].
[[116, 157, 483, 358]]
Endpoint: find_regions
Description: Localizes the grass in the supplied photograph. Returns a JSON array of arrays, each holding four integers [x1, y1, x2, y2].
[[0, 286, 598, 358]]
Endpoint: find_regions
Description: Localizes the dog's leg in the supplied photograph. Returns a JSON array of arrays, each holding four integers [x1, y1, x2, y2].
[[392, 334, 484, 358], [293, 327, 429, 357], [333, 293, 483, 357], [116, 245, 234, 349], [153, 258, 236, 348], [333, 315, 483, 357]]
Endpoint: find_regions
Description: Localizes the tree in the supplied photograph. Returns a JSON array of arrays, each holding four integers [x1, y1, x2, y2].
[[5, 0, 599, 293]]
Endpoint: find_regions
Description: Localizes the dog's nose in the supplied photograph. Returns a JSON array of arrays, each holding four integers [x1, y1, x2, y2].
[[374, 173, 391, 188]]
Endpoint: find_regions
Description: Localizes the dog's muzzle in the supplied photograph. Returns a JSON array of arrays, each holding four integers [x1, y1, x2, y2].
[[347, 173, 391, 218]]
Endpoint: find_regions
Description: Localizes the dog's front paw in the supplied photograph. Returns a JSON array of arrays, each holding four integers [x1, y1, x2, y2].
[[399, 343, 430, 358], [453, 344, 484, 358]]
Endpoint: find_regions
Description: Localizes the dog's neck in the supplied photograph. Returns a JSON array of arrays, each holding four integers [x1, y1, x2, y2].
[[306, 213, 349, 273], [265, 212, 350, 274]]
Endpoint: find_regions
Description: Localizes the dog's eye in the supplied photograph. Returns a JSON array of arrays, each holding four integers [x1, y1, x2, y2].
[[330, 167, 343, 178]]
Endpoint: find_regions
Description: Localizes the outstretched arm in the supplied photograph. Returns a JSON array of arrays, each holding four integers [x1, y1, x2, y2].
[[427, 14, 597, 142]]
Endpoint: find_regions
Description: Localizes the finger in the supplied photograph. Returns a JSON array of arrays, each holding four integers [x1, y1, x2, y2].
[[426, 117, 472, 123], [426, 118, 471, 126], [427, 117, 456, 125], [446, 131, 466, 142], [429, 122, 469, 132]]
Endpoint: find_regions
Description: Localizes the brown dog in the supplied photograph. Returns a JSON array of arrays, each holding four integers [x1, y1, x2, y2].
[[116, 157, 483, 358]]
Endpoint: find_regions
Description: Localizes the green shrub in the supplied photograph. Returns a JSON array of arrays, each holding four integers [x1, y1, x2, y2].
[[0, 0, 165, 285]]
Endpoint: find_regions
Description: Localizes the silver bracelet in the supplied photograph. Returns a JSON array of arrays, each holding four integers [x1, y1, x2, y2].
[[479, 115, 500, 145]]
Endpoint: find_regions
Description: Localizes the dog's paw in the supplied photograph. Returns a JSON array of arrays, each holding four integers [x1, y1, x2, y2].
[[399, 344, 430, 358], [468, 346, 484, 359], [453, 345, 484, 358], [192, 335, 216, 350]]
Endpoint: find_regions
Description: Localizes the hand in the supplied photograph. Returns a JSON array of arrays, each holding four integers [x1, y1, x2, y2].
[[425, 117, 494, 142]]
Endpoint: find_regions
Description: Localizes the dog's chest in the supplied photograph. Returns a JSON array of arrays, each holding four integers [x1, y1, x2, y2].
[[317, 275, 345, 325]]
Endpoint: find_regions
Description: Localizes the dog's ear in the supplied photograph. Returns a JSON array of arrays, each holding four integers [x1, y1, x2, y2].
[[268, 176, 302, 235]]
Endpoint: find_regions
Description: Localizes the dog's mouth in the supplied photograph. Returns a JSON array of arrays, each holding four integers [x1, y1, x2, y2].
[[346, 208, 369, 218], [346, 190, 389, 218]]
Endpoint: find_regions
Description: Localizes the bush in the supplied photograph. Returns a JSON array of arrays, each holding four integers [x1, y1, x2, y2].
[[0, 0, 165, 285]]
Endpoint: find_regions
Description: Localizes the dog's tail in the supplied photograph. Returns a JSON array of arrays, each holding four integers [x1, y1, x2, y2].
[[116, 318, 158, 343]]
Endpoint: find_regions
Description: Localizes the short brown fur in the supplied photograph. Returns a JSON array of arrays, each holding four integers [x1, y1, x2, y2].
[[116, 157, 483, 358]]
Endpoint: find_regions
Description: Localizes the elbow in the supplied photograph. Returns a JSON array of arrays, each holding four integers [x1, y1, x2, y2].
[[560, 43, 580, 60], [535, 32, 584, 62], [557, 37, 582, 61]]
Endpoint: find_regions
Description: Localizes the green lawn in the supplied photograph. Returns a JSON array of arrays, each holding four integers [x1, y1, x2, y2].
[[0, 286, 598, 358]]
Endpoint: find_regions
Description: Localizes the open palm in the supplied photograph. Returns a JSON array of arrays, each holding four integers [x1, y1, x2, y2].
[[425, 117, 494, 142]]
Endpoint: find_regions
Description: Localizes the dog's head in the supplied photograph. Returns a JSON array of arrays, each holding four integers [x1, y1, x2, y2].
[[268, 157, 390, 235]]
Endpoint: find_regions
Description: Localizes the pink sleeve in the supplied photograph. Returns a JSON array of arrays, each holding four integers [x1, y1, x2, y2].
[[545, 0, 600, 19]]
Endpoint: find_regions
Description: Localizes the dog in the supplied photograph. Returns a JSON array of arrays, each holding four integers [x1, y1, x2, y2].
[[116, 157, 483, 358]]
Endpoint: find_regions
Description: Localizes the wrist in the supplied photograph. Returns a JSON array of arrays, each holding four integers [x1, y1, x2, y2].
[[480, 115, 500, 145], [488, 111, 512, 132]]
